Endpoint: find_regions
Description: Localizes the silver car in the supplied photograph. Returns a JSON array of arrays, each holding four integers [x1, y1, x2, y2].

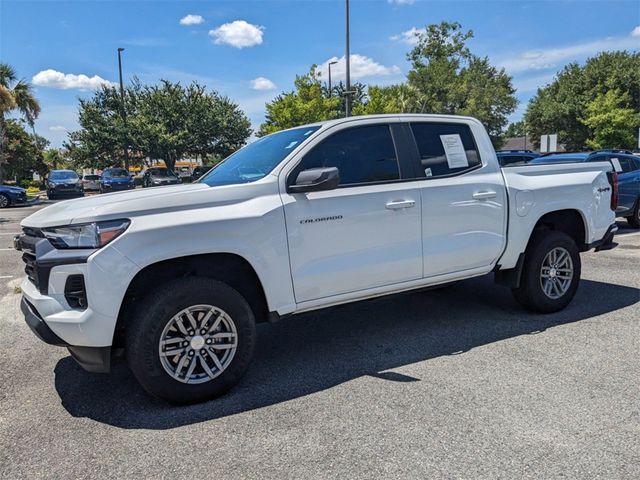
[[81, 174, 101, 191]]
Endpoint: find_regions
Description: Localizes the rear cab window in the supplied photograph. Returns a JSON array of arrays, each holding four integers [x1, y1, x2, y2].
[[409, 123, 482, 178]]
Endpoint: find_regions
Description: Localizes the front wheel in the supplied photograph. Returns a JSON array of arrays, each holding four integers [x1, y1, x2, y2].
[[0, 193, 10, 209], [512, 230, 581, 313], [126, 277, 256, 404]]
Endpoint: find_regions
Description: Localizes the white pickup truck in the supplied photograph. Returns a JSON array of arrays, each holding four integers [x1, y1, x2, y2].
[[16, 114, 619, 404]]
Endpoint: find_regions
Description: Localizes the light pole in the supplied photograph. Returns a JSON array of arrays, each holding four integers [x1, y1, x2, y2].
[[328, 60, 338, 96], [117, 47, 129, 169], [344, 0, 351, 117]]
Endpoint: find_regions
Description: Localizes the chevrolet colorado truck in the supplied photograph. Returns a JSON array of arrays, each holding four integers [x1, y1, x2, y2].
[[16, 114, 618, 404]]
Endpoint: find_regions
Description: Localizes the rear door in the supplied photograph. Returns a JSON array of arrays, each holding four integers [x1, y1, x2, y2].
[[407, 121, 507, 278], [280, 122, 423, 303]]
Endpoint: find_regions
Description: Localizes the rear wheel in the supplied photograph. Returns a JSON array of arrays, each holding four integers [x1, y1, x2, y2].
[[47, 191, 56, 200], [126, 277, 256, 404], [627, 200, 640, 229], [512, 230, 581, 313]]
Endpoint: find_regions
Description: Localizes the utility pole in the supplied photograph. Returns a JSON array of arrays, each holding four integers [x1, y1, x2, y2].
[[117, 47, 129, 169], [344, 0, 351, 117]]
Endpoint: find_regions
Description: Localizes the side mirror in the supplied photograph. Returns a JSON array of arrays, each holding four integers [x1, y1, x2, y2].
[[288, 167, 340, 193]]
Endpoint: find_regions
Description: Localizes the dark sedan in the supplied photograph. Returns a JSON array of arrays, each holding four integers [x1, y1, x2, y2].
[[141, 168, 181, 188], [0, 185, 28, 208], [46, 170, 84, 200]]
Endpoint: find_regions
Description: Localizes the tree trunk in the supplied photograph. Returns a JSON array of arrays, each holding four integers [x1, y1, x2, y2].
[[0, 115, 6, 184]]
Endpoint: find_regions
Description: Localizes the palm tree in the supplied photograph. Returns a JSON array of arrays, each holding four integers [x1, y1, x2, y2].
[[0, 63, 41, 182]]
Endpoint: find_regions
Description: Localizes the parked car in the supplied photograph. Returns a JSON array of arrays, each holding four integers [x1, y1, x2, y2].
[[81, 174, 101, 192], [46, 170, 83, 200], [190, 165, 208, 181], [0, 185, 28, 208], [100, 168, 135, 193], [141, 167, 181, 187], [16, 114, 618, 404], [177, 167, 192, 178], [496, 150, 540, 166], [529, 150, 640, 227]]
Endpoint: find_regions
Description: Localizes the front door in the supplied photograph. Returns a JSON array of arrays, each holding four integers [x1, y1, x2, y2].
[[281, 123, 423, 303]]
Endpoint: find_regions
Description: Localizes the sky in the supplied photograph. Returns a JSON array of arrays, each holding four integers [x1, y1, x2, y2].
[[1, 0, 639, 147]]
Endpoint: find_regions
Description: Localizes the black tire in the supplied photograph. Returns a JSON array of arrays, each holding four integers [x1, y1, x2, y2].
[[47, 191, 56, 200], [0, 193, 10, 209], [511, 230, 581, 313], [627, 200, 640, 229], [126, 277, 256, 404]]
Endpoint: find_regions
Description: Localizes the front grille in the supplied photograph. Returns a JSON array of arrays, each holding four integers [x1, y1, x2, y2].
[[64, 275, 87, 309]]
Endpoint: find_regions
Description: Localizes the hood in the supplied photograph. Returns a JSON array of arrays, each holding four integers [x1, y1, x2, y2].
[[2, 185, 25, 192], [21, 180, 278, 228]]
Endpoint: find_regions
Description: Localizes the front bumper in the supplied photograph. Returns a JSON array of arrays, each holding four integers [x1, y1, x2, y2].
[[21, 296, 111, 372], [102, 183, 134, 191]]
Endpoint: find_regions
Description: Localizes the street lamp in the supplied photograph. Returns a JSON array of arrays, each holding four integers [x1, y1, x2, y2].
[[328, 60, 338, 96], [344, 0, 352, 117], [117, 47, 129, 169]]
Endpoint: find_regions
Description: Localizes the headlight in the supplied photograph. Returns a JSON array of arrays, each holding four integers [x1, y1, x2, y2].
[[42, 219, 130, 249]]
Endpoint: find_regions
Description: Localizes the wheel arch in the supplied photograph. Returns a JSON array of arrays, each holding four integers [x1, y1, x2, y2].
[[529, 209, 588, 251], [113, 252, 270, 348]]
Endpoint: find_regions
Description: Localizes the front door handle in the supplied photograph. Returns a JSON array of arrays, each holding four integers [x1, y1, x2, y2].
[[386, 200, 416, 210], [472, 191, 497, 200]]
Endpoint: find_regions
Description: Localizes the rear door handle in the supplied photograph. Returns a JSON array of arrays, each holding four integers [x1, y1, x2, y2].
[[386, 200, 416, 210], [472, 191, 497, 200]]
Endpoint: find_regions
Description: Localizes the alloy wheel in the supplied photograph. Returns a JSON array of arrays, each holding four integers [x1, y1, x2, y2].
[[539, 247, 574, 299], [158, 304, 238, 384]]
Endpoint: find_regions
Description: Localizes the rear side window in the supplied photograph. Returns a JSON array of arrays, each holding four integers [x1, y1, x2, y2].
[[410, 123, 481, 178], [613, 156, 640, 173], [293, 124, 399, 186]]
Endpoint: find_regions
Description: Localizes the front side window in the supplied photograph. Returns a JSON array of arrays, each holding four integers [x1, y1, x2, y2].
[[410, 123, 481, 178], [291, 124, 399, 186], [201, 126, 320, 187]]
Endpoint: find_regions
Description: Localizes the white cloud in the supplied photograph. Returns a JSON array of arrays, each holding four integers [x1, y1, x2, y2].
[[390, 26, 426, 45], [388, 0, 416, 5], [632, 26, 640, 37], [250, 77, 276, 90], [209, 20, 264, 48], [497, 32, 640, 73], [317, 54, 401, 81], [49, 125, 67, 132], [32, 69, 114, 90], [179, 14, 204, 26]]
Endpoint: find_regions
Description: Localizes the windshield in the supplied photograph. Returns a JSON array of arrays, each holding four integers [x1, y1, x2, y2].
[[106, 168, 129, 177], [200, 126, 320, 187], [49, 171, 78, 181], [150, 169, 175, 177], [84, 175, 100, 180]]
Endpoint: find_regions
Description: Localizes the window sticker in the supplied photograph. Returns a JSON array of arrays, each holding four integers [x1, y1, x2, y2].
[[610, 158, 622, 172], [425, 167, 433, 177], [440, 134, 469, 169]]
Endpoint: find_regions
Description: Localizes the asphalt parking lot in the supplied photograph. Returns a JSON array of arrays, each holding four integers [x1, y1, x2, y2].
[[0, 201, 638, 479]]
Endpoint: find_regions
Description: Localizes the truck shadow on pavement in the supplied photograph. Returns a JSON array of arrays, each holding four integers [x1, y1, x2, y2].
[[54, 275, 639, 429]]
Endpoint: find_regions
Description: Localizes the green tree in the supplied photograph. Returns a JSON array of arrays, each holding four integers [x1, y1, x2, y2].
[[68, 79, 251, 172], [504, 121, 526, 138], [352, 84, 415, 115], [0, 63, 41, 182], [524, 51, 640, 150], [258, 66, 340, 136], [406, 21, 517, 144], [2, 119, 48, 181], [581, 89, 640, 150]]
